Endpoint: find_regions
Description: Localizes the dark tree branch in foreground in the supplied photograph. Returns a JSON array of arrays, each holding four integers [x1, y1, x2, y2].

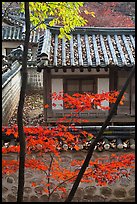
[[17, 2, 30, 202], [65, 66, 135, 202]]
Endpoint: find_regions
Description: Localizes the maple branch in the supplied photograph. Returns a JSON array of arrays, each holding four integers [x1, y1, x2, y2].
[[47, 153, 54, 199], [50, 175, 77, 198], [65, 66, 135, 202], [49, 168, 94, 198]]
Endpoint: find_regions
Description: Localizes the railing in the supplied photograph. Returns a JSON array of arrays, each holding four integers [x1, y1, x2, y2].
[[52, 109, 108, 118]]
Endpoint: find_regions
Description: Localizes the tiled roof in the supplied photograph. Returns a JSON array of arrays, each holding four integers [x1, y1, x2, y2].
[[2, 13, 52, 44], [2, 26, 43, 43], [37, 27, 135, 70], [2, 13, 25, 26]]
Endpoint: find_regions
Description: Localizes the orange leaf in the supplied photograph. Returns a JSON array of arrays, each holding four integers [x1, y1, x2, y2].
[[44, 104, 49, 109], [119, 101, 124, 105], [46, 183, 51, 187], [6, 129, 12, 135], [31, 182, 36, 187], [14, 132, 18, 138], [43, 188, 48, 193], [73, 145, 80, 151]]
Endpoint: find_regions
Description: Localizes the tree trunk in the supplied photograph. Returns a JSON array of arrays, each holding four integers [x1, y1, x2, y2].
[[17, 2, 30, 202], [65, 66, 135, 202]]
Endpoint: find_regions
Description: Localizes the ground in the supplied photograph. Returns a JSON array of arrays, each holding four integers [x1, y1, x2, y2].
[[8, 91, 44, 126]]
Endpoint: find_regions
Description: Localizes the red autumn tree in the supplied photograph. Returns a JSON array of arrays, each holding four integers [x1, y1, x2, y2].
[[2, 91, 135, 201], [80, 2, 134, 27]]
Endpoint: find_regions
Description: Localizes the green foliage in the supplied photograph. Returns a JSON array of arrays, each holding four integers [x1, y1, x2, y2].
[[19, 2, 88, 39]]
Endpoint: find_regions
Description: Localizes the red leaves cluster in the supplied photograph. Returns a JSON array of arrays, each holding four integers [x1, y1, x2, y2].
[[2, 152, 135, 189], [2, 127, 135, 196], [2, 90, 131, 198], [2, 160, 19, 175], [71, 153, 135, 186], [51, 91, 125, 112], [2, 123, 91, 154], [80, 2, 134, 27], [2, 146, 20, 154]]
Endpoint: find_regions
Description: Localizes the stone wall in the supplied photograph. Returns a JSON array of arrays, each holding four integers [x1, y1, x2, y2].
[[27, 66, 43, 91], [2, 151, 135, 202], [2, 64, 43, 125], [2, 61, 21, 125]]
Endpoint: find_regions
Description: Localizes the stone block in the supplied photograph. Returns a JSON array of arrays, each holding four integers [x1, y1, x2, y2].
[[11, 186, 18, 195], [2, 186, 8, 194], [72, 197, 79, 202], [25, 171, 34, 179], [91, 195, 105, 202], [7, 194, 17, 202], [24, 186, 32, 194], [6, 176, 15, 184], [128, 187, 135, 197], [74, 187, 84, 199], [84, 186, 97, 196], [49, 192, 61, 202], [40, 194, 49, 202], [100, 186, 112, 197], [82, 198, 91, 202], [2, 197, 6, 202], [113, 188, 127, 198], [23, 196, 29, 202], [30, 195, 39, 202], [120, 197, 135, 202], [34, 186, 44, 196], [83, 194, 93, 200], [119, 176, 131, 187], [108, 198, 119, 202]]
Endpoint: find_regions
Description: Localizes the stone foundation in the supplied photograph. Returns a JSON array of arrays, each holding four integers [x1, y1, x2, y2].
[[2, 151, 135, 202]]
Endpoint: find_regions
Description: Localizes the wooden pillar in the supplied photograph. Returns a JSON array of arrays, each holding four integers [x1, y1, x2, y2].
[[109, 67, 118, 91], [43, 69, 52, 125], [130, 74, 135, 115], [109, 67, 118, 114]]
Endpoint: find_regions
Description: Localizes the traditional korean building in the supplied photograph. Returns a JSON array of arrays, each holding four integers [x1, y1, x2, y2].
[[2, 13, 44, 62], [37, 26, 135, 125]]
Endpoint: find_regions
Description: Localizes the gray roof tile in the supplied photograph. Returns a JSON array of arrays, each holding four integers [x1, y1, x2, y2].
[[37, 27, 135, 70], [2, 26, 44, 43]]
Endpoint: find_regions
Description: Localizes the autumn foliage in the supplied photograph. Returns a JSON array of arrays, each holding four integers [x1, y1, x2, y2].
[[2, 91, 134, 200], [80, 2, 134, 27]]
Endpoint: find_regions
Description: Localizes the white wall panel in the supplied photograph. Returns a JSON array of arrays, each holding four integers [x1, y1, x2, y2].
[[97, 78, 109, 109], [52, 79, 63, 110]]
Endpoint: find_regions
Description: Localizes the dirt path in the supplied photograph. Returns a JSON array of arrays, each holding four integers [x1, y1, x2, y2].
[[8, 93, 44, 126]]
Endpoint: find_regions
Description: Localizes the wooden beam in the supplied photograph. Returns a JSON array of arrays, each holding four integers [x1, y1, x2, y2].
[[109, 67, 118, 114], [43, 69, 52, 125]]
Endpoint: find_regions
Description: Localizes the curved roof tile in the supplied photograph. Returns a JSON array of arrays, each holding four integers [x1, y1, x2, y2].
[[37, 27, 135, 70]]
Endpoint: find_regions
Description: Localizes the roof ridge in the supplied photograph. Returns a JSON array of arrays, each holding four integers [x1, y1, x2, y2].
[[46, 26, 135, 35]]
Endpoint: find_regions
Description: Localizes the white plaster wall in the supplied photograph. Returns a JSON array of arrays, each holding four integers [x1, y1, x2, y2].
[[2, 42, 22, 49], [97, 78, 109, 108], [31, 46, 38, 60], [2, 42, 22, 56], [51, 79, 63, 110], [2, 48, 6, 56]]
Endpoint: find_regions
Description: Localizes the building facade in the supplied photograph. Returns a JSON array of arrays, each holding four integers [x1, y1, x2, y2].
[[37, 26, 135, 125]]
